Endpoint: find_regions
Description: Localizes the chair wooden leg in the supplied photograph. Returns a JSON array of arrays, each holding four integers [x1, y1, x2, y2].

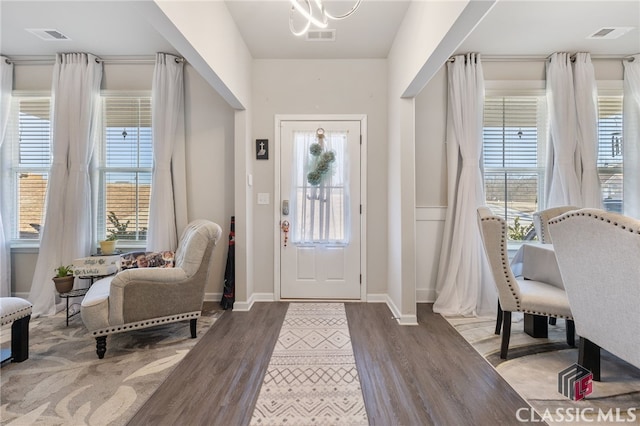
[[495, 300, 503, 335], [11, 315, 30, 363], [96, 336, 107, 359], [190, 318, 197, 338], [579, 337, 601, 381], [500, 311, 512, 359], [566, 319, 575, 347]]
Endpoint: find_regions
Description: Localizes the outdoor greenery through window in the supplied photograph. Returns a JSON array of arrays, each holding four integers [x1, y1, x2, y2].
[[99, 95, 152, 242]]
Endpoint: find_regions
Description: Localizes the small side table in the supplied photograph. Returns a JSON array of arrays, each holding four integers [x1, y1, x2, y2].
[[58, 289, 89, 326]]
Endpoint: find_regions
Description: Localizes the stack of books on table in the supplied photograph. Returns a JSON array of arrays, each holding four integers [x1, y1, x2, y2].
[[72, 255, 121, 277]]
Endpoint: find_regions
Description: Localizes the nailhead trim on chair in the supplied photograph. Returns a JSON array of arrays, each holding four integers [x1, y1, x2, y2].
[[481, 216, 520, 307], [0, 305, 32, 327], [91, 311, 201, 337], [549, 210, 640, 235], [482, 214, 573, 320]]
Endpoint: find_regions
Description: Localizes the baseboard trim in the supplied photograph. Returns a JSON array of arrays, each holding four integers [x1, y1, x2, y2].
[[376, 294, 419, 326], [232, 293, 275, 312], [416, 288, 436, 303]]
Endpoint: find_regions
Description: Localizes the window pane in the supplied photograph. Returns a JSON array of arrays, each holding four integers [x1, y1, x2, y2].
[[597, 96, 623, 213], [104, 172, 151, 240], [13, 97, 51, 239], [483, 96, 544, 241], [17, 172, 48, 239], [291, 130, 348, 244], [100, 96, 152, 241]]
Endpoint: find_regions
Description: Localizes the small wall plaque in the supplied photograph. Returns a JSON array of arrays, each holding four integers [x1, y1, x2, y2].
[[256, 139, 269, 160]]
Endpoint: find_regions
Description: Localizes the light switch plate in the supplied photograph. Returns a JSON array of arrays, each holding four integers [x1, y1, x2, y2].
[[257, 193, 270, 205]]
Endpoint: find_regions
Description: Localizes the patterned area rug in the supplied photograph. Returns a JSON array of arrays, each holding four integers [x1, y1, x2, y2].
[[0, 305, 221, 425], [250, 303, 368, 426], [447, 316, 640, 424]]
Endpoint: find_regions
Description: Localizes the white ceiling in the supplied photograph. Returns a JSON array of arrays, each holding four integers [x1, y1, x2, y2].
[[1, 1, 638, 61]]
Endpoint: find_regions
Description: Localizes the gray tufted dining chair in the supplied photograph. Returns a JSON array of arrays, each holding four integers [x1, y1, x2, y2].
[[477, 207, 575, 359], [549, 208, 640, 381], [532, 206, 580, 244]]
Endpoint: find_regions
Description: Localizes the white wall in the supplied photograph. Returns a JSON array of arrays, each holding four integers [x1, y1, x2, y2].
[[9, 63, 235, 300], [414, 58, 625, 302], [251, 59, 388, 297]]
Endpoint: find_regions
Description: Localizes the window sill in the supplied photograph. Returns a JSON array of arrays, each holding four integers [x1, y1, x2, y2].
[[10, 241, 147, 254]]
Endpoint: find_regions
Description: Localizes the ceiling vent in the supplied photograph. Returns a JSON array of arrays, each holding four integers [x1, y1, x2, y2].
[[26, 28, 71, 41], [587, 27, 634, 40], [306, 29, 336, 42]]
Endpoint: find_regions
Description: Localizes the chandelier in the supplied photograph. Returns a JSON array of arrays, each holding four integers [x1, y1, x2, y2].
[[289, 0, 363, 37]]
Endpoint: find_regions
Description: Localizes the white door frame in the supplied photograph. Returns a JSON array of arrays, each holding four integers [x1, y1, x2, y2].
[[274, 114, 367, 301]]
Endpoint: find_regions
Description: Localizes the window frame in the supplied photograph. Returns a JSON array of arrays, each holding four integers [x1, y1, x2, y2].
[[97, 90, 152, 247], [483, 81, 547, 244], [6, 91, 52, 246]]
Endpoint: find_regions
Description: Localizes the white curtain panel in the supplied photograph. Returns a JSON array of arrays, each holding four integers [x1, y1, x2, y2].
[[0, 56, 13, 297], [434, 53, 496, 317], [573, 53, 602, 208], [623, 54, 640, 219], [545, 52, 582, 208], [28, 53, 102, 317], [146, 53, 185, 251]]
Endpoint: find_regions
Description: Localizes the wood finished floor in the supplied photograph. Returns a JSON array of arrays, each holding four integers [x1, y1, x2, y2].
[[129, 302, 539, 426]]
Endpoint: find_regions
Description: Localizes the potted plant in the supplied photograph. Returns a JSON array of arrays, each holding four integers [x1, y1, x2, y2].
[[99, 233, 118, 255], [53, 265, 75, 293]]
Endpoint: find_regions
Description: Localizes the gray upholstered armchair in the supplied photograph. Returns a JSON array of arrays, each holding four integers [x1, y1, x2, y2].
[[549, 208, 640, 381], [477, 207, 575, 359], [81, 220, 222, 359]]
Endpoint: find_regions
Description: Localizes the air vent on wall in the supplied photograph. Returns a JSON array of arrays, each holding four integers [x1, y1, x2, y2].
[[306, 29, 336, 42], [26, 28, 71, 41], [587, 27, 634, 40]]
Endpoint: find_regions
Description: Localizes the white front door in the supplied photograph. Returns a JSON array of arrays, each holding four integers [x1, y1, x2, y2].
[[279, 120, 362, 299]]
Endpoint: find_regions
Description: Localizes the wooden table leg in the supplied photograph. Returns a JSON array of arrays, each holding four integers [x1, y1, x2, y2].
[[524, 313, 548, 338]]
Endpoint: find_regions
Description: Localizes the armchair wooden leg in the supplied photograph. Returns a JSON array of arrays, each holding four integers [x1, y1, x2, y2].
[[566, 319, 575, 347], [579, 337, 601, 382], [495, 300, 503, 335], [500, 311, 512, 359], [96, 336, 107, 359], [190, 318, 197, 338]]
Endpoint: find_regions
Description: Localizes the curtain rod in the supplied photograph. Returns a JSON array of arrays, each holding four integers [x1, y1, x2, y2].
[[449, 54, 636, 63], [4, 55, 185, 65]]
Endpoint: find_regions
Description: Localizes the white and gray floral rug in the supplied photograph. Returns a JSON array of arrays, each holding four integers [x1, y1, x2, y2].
[[250, 303, 368, 426], [0, 306, 221, 425]]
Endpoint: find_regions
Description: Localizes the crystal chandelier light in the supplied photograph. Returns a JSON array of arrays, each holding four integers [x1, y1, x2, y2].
[[289, 0, 363, 36]]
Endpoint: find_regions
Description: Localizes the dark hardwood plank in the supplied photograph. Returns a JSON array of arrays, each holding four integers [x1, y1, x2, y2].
[[128, 302, 288, 426], [346, 303, 540, 425]]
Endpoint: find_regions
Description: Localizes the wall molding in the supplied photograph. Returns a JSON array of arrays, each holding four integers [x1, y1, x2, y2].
[[415, 206, 446, 221]]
